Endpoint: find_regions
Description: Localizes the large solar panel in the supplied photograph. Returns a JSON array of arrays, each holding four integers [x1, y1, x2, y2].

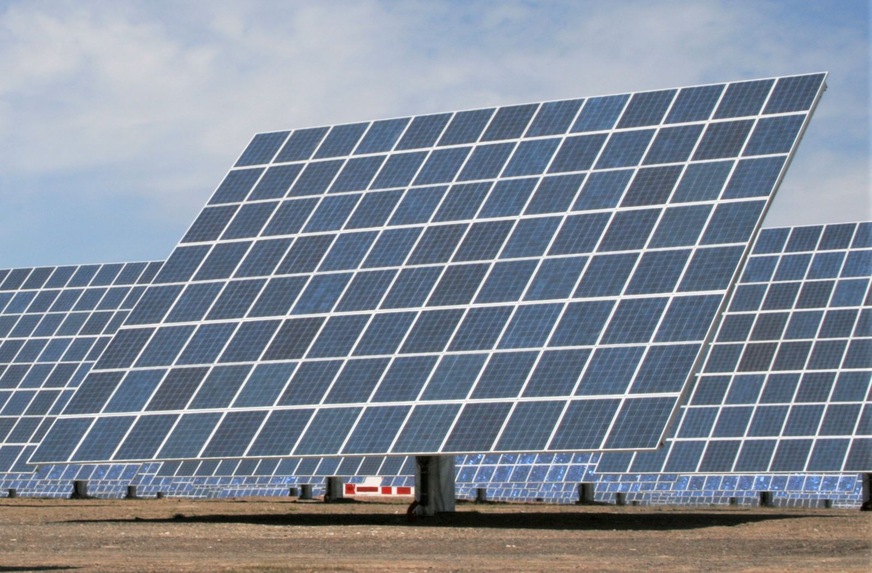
[[0, 262, 162, 472], [31, 73, 827, 465], [596, 222, 871, 474]]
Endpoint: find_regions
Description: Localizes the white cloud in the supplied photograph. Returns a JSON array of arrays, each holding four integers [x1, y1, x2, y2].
[[0, 0, 868, 266]]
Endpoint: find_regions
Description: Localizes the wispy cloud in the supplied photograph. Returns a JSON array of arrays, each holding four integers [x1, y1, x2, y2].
[[0, 0, 868, 266]]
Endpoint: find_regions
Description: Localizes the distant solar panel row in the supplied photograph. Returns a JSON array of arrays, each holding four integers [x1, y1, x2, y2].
[[30, 73, 828, 465], [596, 222, 871, 474], [0, 262, 162, 472]]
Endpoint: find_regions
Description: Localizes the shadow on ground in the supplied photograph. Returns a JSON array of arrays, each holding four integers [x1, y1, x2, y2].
[[0, 565, 78, 573], [66, 509, 824, 531]]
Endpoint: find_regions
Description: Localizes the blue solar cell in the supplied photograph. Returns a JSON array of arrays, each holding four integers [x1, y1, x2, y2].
[[597, 209, 660, 252], [550, 213, 611, 255], [521, 349, 589, 397], [478, 178, 538, 218], [324, 358, 388, 404], [277, 361, 338, 406], [595, 129, 655, 169], [189, 365, 250, 410], [550, 399, 620, 449], [178, 323, 236, 364], [356, 118, 410, 154], [414, 147, 470, 185], [548, 134, 607, 173], [278, 241, 335, 278], [295, 408, 362, 455], [373, 356, 437, 401], [249, 164, 304, 201], [274, 128, 328, 163], [314, 123, 368, 159], [715, 80, 774, 119], [665, 84, 724, 123], [396, 114, 451, 150], [499, 303, 563, 349], [618, 89, 676, 128], [428, 264, 489, 306], [392, 404, 460, 452], [525, 174, 584, 215], [420, 354, 487, 401], [475, 260, 537, 303], [307, 315, 368, 358], [434, 182, 490, 222], [722, 157, 786, 199], [744, 115, 805, 156], [643, 124, 703, 165], [209, 169, 264, 205], [381, 266, 441, 309], [693, 120, 754, 160], [526, 99, 583, 137], [287, 160, 342, 197], [344, 406, 410, 454], [438, 109, 494, 146], [496, 401, 565, 451], [550, 300, 613, 346], [572, 95, 628, 132], [400, 309, 464, 354], [329, 155, 385, 193], [336, 270, 396, 312], [763, 74, 824, 114], [504, 138, 561, 176], [457, 143, 515, 181]]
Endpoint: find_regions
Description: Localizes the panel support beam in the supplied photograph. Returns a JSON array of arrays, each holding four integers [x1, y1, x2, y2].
[[411, 455, 455, 516], [862, 473, 871, 511]]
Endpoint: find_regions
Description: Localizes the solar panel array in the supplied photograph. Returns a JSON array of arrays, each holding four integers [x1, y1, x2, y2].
[[30, 73, 828, 465], [0, 262, 162, 472], [595, 222, 871, 474]]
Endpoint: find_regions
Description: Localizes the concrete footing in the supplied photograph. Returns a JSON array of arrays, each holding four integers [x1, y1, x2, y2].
[[759, 491, 775, 507], [299, 484, 313, 500]]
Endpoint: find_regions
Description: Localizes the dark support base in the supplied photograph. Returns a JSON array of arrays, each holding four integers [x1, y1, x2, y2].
[[728, 497, 738, 506], [288, 487, 299, 497], [299, 484, 313, 500], [324, 477, 344, 503], [759, 491, 774, 507], [70, 480, 90, 500], [156, 492, 165, 499], [125, 486, 138, 500], [577, 483, 595, 505], [614, 492, 626, 506], [7, 489, 17, 499], [474, 488, 487, 503]]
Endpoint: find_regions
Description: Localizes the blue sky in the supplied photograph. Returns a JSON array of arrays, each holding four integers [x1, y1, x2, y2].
[[0, 0, 869, 268]]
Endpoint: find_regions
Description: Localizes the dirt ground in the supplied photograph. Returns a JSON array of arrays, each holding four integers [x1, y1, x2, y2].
[[0, 496, 869, 572]]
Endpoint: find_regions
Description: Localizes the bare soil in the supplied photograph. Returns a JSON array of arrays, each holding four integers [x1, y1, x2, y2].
[[0, 496, 869, 572]]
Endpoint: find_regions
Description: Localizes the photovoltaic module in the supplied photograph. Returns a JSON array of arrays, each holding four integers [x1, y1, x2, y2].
[[30, 73, 828, 464]]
